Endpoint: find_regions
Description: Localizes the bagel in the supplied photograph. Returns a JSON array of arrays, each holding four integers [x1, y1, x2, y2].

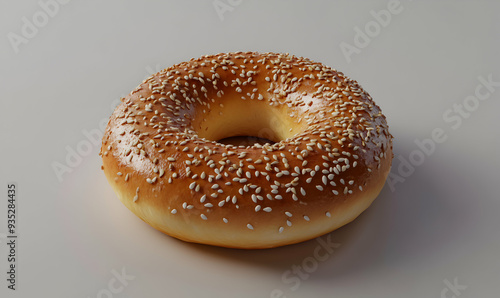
[[100, 52, 393, 249]]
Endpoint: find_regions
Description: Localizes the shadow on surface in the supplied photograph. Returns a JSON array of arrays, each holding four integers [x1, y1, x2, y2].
[[167, 136, 471, 285]]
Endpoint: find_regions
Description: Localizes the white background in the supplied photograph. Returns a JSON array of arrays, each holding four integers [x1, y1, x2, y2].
[[1, 1, 499, 297]]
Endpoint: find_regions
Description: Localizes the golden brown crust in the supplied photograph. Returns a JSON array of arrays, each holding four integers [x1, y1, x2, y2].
[[100, 52, 393, 249]]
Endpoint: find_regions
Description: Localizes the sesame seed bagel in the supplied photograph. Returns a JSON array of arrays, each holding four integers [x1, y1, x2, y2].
[[100, 52, 393, 249]]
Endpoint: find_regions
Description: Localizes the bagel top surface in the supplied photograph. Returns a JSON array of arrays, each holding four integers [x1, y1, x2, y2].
[[100, 52, 393, 248]]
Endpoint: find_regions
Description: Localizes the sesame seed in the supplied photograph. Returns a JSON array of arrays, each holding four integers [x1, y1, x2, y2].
[[251, 194, 258, 203], [247, 224, 254, 230]]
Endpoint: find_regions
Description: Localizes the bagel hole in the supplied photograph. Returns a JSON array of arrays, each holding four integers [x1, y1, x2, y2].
[[217, 135, 276, 147], [193, 96, 304, 145]]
